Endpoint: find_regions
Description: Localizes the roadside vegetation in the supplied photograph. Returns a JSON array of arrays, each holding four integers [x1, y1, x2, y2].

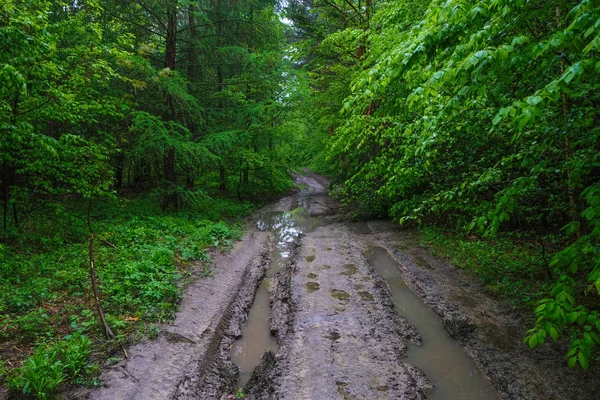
[[2, 0, 599, 397], [420, 227, 554, 310], [0, 196, 252, 398], [286, 0, 600, 370], [1, 0, 297, 398]]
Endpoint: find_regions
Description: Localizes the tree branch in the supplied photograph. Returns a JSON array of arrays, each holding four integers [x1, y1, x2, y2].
[[340, 0, 365, 22], [177, 18, 256, 34], [132, 0, 167, 30], [102, 9, 166, 38], [318, 0, 364, 24]]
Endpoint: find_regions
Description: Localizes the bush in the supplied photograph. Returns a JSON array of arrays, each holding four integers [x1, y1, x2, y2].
[[8, 333, 93, 399]]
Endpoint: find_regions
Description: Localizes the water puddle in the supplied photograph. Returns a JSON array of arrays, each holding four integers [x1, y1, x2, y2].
[[366, 246, 498, 400], [230, 278, 277, 386], [230, 207, 324, 387]]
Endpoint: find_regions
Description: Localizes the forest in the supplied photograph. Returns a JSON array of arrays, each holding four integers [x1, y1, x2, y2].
[[1, 0, 599, 398]]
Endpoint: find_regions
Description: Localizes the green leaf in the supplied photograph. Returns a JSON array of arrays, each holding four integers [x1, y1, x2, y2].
[[511, 36, 529, 46], [526, 95, 543, 106], [528, 334, 538, 348], [579, 351, 589, 370]]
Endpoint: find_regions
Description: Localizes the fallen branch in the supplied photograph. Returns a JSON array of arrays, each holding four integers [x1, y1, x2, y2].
[[99, 238, 119, 250], [87, 184, 115, 341], [120, 365, 138, 382], [89, 232, 114, 340]]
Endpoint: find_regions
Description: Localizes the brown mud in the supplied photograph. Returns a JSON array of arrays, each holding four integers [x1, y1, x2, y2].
[[65, 231, 271, 400], [64, 169, 598, 400]]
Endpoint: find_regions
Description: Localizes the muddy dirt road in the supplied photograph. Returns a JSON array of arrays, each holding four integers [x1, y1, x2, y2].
[[77, 171, 599, 400]]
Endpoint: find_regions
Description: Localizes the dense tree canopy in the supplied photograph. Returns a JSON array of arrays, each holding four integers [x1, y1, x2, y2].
[[288, 0, 600, 369], [1, 1, 302, 396], [1, 1, 599, 396], [1, 0, 298, 230]]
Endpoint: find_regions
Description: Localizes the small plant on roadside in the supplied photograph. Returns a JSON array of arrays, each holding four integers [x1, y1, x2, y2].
[[0, 360, 8, 387], [9, 344, 65, 400], [59, 333, 94, 382], [148, 325, 161, 340], [8, 333, 95, 399], [202, 265, 214, 278]]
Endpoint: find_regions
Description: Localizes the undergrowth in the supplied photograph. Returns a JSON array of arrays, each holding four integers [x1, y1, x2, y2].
[[419, 226, 555, 310], [0, 196, 253, 399]]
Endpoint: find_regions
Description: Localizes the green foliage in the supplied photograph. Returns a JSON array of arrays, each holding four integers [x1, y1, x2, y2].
[[1, 0, 297, 395], [291, 0, 600, 368], [8, 333, 93, 399], [0, 196, 250, 394], [525, 182, 600, 369], [421, 227, 552, 308], [1, 0, 293, 234], [148, 325, 161, 340]]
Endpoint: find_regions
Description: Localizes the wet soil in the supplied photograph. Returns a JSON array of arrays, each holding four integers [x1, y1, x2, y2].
[[366, 246, 497, 400], [67, 231, 271, 400], [67, 169, 599, 400], [368, 225, 600, 400]]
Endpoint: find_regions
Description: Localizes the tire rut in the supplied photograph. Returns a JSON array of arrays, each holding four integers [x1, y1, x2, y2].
[[82, 230, 271, 400], [75, 170, 598, 400]]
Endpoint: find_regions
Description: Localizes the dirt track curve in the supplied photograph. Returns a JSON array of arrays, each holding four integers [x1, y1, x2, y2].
[[68, 171, 599, 400]]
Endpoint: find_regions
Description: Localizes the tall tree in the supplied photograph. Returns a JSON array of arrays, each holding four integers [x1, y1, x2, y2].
[[288, 0, 600, 368]]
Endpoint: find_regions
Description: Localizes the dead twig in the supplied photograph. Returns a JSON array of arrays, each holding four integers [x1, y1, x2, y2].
[[87, 183, 115, 341], [164, 330, 197, 344], [445, 316, 473, 339], [120, 343, 129, 359], [89, 232, 114, 340], [120, 365, 138, 382], [99, 238, 119, 250]]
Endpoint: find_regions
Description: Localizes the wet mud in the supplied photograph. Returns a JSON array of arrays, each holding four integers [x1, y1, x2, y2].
[[366, 246, 498, 400], [72, 169, 599, 400], [82, 231, 271, 400], [365, 220, 600, 400]]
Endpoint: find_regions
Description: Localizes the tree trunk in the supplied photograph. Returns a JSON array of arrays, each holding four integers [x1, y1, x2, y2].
[[357, 0, 371, 59], [188, 3, 199, 81], [162, 1, 178, 210], [114, 152, 124, 189], [3, 92, 20, 233], [2, 158, 8, 234], [162, 148, 177, 210], [555, 6, 580, 237], [215, 0, 227, 194]]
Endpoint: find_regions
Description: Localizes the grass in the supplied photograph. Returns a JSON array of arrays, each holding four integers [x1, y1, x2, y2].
[[419, 226, 555, 310], [0, 195, 254, 398]]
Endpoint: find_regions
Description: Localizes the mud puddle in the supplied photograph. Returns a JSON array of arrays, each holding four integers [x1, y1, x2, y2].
[[230, 277, 278, 387], [349, 221, 371, 234], [230, 207, 324, 387], [366, 246, 498, 400]]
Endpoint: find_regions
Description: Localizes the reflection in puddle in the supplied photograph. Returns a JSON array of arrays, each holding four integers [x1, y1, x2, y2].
[[230, 207, 323, 387], [230, 278, 277, 386], [366, 246, 498, 400]]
